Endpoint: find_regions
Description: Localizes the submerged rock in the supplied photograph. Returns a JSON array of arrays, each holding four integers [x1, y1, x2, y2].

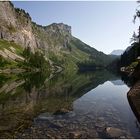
[[53, 108, 71, 115], [95, 122, 106, 128], [106, 127, 125, 138], [69, 131, 82, 138]]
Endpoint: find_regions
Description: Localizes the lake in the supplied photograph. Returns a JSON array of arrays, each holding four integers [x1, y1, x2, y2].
[[0, 70, 140, 138]]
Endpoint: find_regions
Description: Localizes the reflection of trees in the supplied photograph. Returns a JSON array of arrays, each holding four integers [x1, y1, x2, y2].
[[0, 72, 50, 138], [46, 70, 119, 99], [0, 70, 120, 111], [0, 70, 120, 138], [0, 74, 11, 87], [121, 73, 136, 87], [21, 72, 49, 91]]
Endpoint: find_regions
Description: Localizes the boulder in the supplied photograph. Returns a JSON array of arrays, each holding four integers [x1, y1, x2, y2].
[[69, 131, 82, 138], [106, 127, 125, 138]]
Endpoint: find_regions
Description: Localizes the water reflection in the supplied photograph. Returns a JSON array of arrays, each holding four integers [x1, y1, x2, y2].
[[110, 80, 125, 86], [0, 70, 139, 138]]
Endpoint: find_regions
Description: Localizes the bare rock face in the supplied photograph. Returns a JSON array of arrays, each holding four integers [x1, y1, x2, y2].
[[45, 23, 71, 38], [69, 131, 83, 138], [0, 48, 24, 61], [44, 23, 72, 51], [0, 1, 37, 52], [0, 2, 72, 54]]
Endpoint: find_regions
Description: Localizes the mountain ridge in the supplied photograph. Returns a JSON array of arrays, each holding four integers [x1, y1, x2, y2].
[[0, 1, 115, 71], [110, 49, 124, 56]]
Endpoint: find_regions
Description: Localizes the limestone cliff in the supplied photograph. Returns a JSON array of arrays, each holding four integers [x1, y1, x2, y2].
[[0, 2, 37, 52], [0, 1, 115, 69]]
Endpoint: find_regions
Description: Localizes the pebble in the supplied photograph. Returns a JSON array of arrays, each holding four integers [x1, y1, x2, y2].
[[55, 122, 63, 128], [69, 131, 82, 138], [106, 127, 125, 138], [22, 133, 26, 137], [120, 136, 126, 139], [95, 122, 106, 128]]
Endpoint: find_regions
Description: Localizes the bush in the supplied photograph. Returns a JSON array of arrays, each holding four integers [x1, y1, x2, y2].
[[22, 47, 50, 72]]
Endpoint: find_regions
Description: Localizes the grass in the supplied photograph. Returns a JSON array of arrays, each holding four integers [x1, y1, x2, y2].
[[0, 39, 23, 55], [0, 39, 25, 69], [129, 61, 139, 68]]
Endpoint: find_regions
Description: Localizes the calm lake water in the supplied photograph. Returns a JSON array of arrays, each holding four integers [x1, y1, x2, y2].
[[0, 70, 140, 138]]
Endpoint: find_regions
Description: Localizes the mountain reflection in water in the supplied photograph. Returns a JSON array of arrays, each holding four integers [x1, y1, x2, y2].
[[0, 70, 140, 138]]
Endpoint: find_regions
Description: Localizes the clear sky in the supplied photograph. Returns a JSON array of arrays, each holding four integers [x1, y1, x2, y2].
[[12, 1, 139, 54]]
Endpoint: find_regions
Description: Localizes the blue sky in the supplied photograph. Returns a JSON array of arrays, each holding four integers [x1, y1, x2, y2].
[[12, 1, 139, 54]]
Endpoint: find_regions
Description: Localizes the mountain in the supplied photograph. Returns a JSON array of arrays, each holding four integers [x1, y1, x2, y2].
[[110, 49, 124, 55], [0, 1, 115, 72], [111, 80, 125, 86]]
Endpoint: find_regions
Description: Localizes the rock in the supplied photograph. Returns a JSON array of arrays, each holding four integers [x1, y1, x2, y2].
[[95, 122, 106, 128], [68, 111, 76, 117], [55, 135, 62, 139], [53, 108, 70, 115], [22, 133, 26, 137], [69, 131, 82, 138], [55, 122, 63, 128], [126, 135, 134, 139], [47, 134, 55, 139], [120, 136, 126, 139], [83, 129, 99, 139], [106, 127, 125, 138], [98, 117, 104, 121]]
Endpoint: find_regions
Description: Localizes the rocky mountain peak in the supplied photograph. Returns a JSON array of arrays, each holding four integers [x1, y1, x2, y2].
[[0, 1, 36, 52], [110, 49, 124, 56], [45, 23, 71, 37], [43, 23, 72, 49]]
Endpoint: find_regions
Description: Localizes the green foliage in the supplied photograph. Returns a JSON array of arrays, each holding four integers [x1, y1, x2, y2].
[[0, 39, 23, 55], [9, 1, 14, 8], [15, 8, 31, 25], [48, 51, 64, 65], [19, 72, 49, 92], [119, 2, 140, 79], [107, 57, 121, 72], [32, 23, 116, 71], [77, 60, 101, 72], [0, 74, 11, 87], [15, 8, 31, 20], [70, 38, 116, 68], [21, 47, 50, 72], [22, 46, 31, 59], [47, 37, 117, 72], [0, 55, 9, 67], [0, 55, 18, 69], [120, 42, 140, 67], [129, 61, 139, 69], [0, 39, 50, 72]]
